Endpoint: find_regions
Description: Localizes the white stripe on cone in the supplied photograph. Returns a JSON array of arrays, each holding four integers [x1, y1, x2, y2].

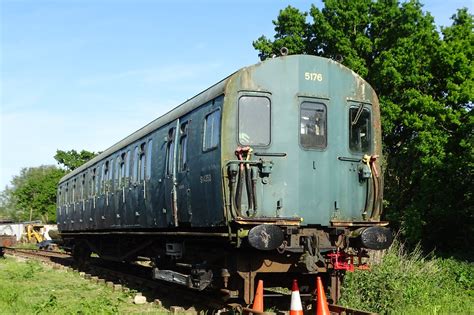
[[290, 279, 303, 315]]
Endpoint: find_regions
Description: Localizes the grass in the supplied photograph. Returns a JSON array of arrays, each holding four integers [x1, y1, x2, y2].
[[12, 243, 38, 250], [339, 240, 474, 314], [3, 243, 473, 314], [0, 257, 167, 314]]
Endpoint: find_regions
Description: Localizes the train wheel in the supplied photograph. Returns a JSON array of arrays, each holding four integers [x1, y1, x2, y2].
[[72, 242, 91, 269], [226, 303, 243, 315]]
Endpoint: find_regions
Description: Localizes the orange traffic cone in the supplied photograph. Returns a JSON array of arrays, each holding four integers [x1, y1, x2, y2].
[[290, 279, 304, 315], [316, 276, 330, 315], [251, 279, 264, 313]]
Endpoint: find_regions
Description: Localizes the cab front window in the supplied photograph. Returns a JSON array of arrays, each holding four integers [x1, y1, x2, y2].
[[238, 96, 271, 146], [349, 105, 371, 152], [300, 102, 327, 149]]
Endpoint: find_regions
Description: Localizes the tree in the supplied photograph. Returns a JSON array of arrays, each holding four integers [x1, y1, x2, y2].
[[418, 9, 473, 252], [0, 149, 98, 223], [0, 186, 17, 221], [254, 1, 473, 254], [54, 149, 98, 171], [6, 166, 66, 223]]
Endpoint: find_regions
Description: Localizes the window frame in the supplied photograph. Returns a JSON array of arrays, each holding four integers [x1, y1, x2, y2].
[[72, 178, 76, 203], [108, 158, 114, 190], [102, 161, 110, 194], [116, 156, 121, 188], [132, 146, 139, 183], [237, 95, 271, 147], [90, 167, 97, 198], [348, 104, 372, 153], [166, 128, 176, 176], [146, 140, 153, 180], [202, 109, 221, 152], [95, 165, 101, 195], [125, 150, 131, 180], [65, 183, 69, 209], [58, 186, 62, 207], [138, 143, 146, 182], [81, 173, 86, 201], [299, 101, 328, 150], [179, 121, 188, 172]]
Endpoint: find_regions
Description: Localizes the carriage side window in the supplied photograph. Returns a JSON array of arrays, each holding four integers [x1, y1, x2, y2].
[[238, 96, 270, 146], [132, 147, 139, 183], [120, 152, 127, 187], [81, 173, 86, 201], [103, 161, 110, 193], [146, 140, 153, 179], [108, 159, 114, 190], [167, 128, 175, 175], [349, 106, 371, 152], [95, 165, 101, 195], [65, 183, 69, 208], [90, 168, 96, 197], [179, 122, 188, 171], [138, 143, 146, 182], [72, 179, 76, 203], [58, 186, 62, 207], [89, 171, 93, 197], [203, 110, 220, 151], [120, 159, 125, 186], [116, 156, 122, 188], [125, 150, 131, 182], [101, 164, 105, 193], [300, 102, 327, 149]]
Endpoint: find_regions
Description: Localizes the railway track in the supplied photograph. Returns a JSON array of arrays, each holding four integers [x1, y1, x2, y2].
[[3, 247, 376, 314], [3, 247, 72, 264]]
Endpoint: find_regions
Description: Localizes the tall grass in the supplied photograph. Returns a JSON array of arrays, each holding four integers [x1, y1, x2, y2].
[[339, 239, 474, 314]]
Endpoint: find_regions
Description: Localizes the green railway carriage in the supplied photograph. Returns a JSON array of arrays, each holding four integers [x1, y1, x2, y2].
[[57, 55, 391, 304]]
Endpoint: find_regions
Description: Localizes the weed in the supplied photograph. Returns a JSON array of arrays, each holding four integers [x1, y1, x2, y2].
[[34, 294, 58, 314], [339, 239, 474, 313]]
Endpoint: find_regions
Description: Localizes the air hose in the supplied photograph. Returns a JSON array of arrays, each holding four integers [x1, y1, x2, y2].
[[235, 150, 244, 215], [369, 155, 381, 220], [245, 148, 254, 212]]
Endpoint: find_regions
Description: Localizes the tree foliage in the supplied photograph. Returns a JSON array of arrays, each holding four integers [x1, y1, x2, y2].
[[254, 1, 473, 254], [0, 166, 66, 223], [0, 186, 17, 221], [0, 149, 98, 223], [54, 149, 98, 171]]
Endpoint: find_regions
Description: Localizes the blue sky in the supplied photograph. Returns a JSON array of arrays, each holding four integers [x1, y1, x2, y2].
[[1, 0, 472, 189]]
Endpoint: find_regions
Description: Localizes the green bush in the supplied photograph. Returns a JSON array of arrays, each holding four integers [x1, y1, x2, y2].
[[339, 240, 474, 313]]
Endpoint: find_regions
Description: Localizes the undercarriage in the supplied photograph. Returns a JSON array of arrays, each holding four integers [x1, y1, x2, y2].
[[62, 221, 392, 304]]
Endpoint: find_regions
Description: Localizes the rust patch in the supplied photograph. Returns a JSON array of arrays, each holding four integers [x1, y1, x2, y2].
[[0, 235, 16, 247], [234, 217, 302, 226], [330, 221, 389, 227]]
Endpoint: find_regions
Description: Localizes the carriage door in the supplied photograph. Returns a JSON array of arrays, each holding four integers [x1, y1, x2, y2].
[[164, 121, 180, 227], [298, 100, 329, 223], [176, 120, 192, 224], [134, 142, 148, 227], [340, 101, 372, 218]]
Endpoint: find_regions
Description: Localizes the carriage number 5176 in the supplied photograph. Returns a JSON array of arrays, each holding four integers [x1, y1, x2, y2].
[[304, 72, 323, 82]]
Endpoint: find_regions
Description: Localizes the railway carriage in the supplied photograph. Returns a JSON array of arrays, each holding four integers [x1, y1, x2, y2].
[[57, 54, 392, 304]]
